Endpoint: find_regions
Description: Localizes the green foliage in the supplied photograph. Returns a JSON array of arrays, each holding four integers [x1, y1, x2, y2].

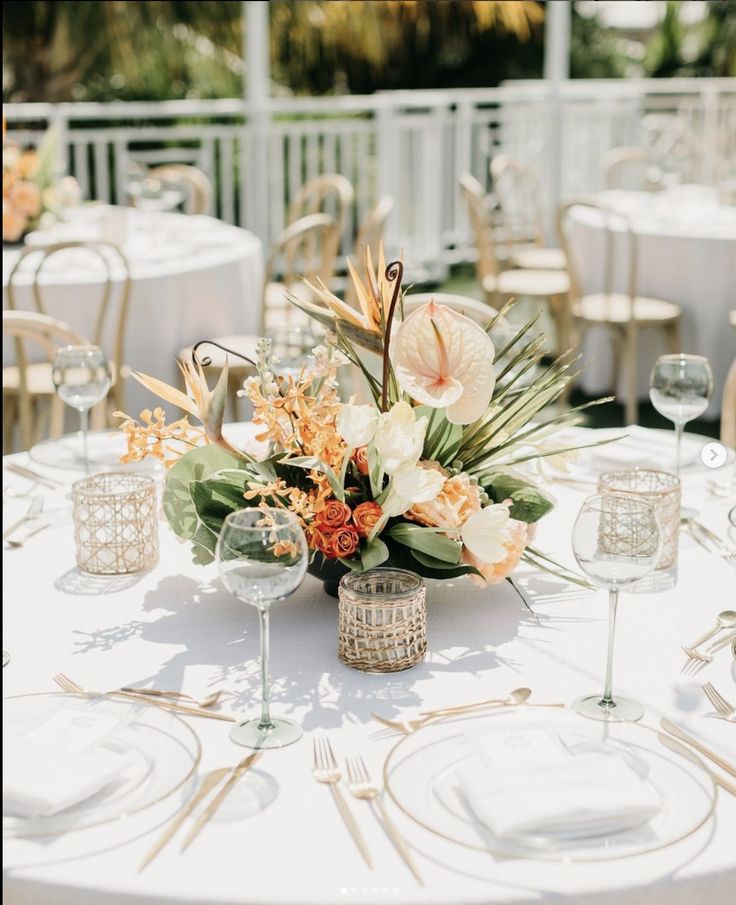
[[481, 472, 554, 523]]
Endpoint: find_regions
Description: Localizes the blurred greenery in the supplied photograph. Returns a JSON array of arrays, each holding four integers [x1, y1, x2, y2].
[[3, 1, 734, 103]]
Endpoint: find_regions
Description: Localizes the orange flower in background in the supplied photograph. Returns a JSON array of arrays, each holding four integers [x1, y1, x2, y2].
[[352, 446, 369, 476], [318, 499, 352, 528], [9, 181, 41, 217], [3, 200, 27, 243], [330, 524, 360, 558], [352, 501, 382, 538]]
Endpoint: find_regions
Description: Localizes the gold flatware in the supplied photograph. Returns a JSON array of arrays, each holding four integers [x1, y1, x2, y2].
[[180, 753, 261, 851], [121, 687, 223, 709], [345, 755, 423, 885], [660, 718, 736, 779], [312, 737, 372, 868], [683, 519, 736, 569], [701, 682, 736, 722], [657, 733, 736, 797], [372, 687, 533, 736], [3, 495, 44, 540], [6, 521, 50, 548], [682, 610, 736, 661], [139, 768, 230, 871], [52, 673, 236, 722], [5, 462, 63, 489]]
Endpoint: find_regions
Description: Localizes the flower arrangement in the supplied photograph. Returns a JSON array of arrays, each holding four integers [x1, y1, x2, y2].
[[118, 247, 605, 592], [3, 122, 81, 243]]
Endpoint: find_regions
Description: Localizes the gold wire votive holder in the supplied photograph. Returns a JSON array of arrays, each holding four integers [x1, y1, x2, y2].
[[338, 568, 426, 673], [72, 473, 159, 575], [598, 469, 681, 569]]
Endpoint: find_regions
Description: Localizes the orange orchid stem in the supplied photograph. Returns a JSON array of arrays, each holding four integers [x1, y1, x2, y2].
[[381, 260, 403, 412]]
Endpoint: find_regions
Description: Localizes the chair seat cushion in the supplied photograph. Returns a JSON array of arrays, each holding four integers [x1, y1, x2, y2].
[[510, 246, 567, 271], [575, 294, 681, 324], [485, 269, 570, 297]]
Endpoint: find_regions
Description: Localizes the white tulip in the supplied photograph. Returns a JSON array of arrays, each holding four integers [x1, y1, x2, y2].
[[460, 504, 513, 564], [336, 403, 379, 448], [381, 461, 445, 517], [373, 401, 427, 474]]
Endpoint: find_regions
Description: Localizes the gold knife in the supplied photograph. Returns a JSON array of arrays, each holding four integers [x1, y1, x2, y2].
[[657, 734, 736, 797], [660, 718, 736, 779], [180, 753, 262, 851], [139, 768, 230, 871]]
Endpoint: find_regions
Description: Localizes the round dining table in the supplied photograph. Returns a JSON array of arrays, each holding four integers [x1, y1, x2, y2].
[[2, 208, 264, 416], [3, 425, 736, 905], [568, 186, 736, 417]]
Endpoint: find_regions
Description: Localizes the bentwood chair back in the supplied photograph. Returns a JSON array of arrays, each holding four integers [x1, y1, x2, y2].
[[5, 241, 132, 416], [2, 310, 95, 452], [149, 164, 213, 215], [602, 146, 662, 192], [287, 174, 354, 278], [490, 155, 545, 249], [345, 196, 394, 307], [557, 197, 681, 425]]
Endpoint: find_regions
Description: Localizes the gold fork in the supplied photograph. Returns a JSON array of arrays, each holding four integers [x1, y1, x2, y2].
[[52, 673, 236, 722], [702, 682, 736, 722], [311, 737, 372, 868], [345, 754, 423, 885]]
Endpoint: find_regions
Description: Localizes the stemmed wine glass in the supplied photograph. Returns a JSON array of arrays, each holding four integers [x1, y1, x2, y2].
[[572, 493, 662, 722], [649, 354, 714, 477], [216, 508, 308, 749], [52, 345, 112, 474]]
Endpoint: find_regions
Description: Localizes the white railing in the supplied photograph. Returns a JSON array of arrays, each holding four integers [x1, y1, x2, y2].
[[5, 78, 736, 281]]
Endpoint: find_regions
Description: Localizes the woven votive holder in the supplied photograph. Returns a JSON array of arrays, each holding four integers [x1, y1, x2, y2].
[[338, 568, 427, 673], [72, 473, 159, 575], [598, 469, 681, 569]]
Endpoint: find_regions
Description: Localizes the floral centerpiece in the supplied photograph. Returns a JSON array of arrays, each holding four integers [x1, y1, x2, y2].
[[3, 123, 81, 243], [118, 248, 603, 596]]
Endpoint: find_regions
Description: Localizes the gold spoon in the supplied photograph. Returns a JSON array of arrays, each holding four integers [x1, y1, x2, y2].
[[371, 687, 533, 735]]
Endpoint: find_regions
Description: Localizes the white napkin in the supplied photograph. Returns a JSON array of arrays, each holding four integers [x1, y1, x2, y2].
[[582, 426, 695, 472], [3, 741, 131, 818], [457, 749, 661, 840]]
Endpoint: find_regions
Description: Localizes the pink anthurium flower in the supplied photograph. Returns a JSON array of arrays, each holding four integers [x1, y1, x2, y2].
[[391, 301, 495, 424]]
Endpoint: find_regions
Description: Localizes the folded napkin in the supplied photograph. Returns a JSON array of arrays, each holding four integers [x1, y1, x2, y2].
[[456, 749, 661, 840], [582, 426, 695, 473], [3, 740, 131, 819]]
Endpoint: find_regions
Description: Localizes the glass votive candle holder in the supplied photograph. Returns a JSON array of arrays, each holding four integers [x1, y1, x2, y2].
[[72, 473, 159, 575], [338, 568, 426, 673], [598, 469, 681, 569]]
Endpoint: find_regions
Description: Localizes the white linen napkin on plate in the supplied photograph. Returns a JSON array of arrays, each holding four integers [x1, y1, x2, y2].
[[3, 741, 131, 818], [456, 749, 661, 840]]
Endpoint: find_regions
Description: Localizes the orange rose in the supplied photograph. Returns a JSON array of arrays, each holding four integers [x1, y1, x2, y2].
[[352, 446, 369, 476], [352, 501, 382, 538], [308, 525, 338, 558], [330, 524, 360, 558], [318, 499, 352, 528]]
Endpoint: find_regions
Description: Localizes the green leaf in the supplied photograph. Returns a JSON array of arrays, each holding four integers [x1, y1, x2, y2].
[[481, 473, 554, 523], [283, 456, 344, 500], [360, 537, 389, 570], [385, 523, 462, 564], [417, 405, 463, 465], [409, 549, 481, 579]]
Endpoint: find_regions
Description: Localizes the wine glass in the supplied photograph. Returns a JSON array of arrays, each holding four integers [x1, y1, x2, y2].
[[572, 493, 662, 722], [216, 508, 308, 749], [649, 354, 714, 477], [52, 345, 112, 474]]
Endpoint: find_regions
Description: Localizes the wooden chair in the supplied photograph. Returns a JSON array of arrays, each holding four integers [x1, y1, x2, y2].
[[722, 310, 736, 450], [460, 174, 571, 355], [149, 164, 213, 215], [4, 242, 132, 422], [178, 213, 336, 420], [286, 174, 354, 284], [557, 197, 681, 426], [489, 156, 566, 271], [3, 310, 101, 453], [345, 196, 394, 308], [601, 146, 662, 192]]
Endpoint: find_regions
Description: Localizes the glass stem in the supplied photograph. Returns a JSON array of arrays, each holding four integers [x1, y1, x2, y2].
[[257, 606, 274, 731], [674, 421, 684, 477], [80, 408, 90, 474], [600, 588, 619, 708]]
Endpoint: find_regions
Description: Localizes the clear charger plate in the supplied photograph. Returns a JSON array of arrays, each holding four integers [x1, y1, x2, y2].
[[3, 693, 201, 837], [383, 707, 716, 862], [29, 430, 163, 474]]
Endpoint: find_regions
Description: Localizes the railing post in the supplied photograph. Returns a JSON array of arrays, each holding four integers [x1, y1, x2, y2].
[[543, 0, 571, 241], [49, 104, 69, 179], [454, 100, 473, 249], [244, 0, 271, 253], [376, 103, 400, 254]]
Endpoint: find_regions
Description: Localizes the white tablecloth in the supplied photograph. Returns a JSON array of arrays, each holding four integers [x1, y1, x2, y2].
[[3, 428, 736, 905], [569, 187, 736, 417], [3, 209, 264, 415]]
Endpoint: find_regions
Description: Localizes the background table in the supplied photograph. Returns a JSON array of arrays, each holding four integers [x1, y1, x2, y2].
[[3, 208, 264, 416], [3, 428, 736, 905], [568, 187, 736, 417]]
